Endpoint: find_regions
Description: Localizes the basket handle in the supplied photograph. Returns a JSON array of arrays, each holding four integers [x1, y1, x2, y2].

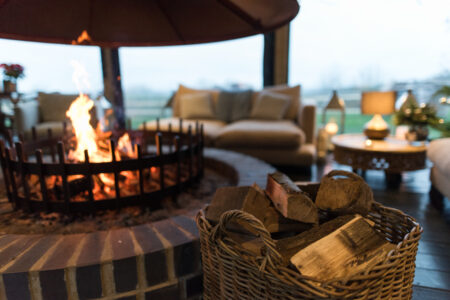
[[325, 170, 364, 182], [210, 209, 282, 271]]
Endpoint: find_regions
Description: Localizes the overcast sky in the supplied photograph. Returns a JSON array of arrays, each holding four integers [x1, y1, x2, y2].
[[0, 0, 449, 94]]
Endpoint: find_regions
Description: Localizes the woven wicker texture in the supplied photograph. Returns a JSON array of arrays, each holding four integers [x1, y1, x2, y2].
[[196, 202, 422, 299]]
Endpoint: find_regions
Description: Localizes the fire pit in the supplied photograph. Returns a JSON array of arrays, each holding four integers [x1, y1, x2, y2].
[[0, 94, 204, 214]]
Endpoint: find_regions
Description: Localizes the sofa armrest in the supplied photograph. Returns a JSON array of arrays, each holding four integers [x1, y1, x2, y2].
[[14, 100, 40, 133], [299, 105, 316, 144]]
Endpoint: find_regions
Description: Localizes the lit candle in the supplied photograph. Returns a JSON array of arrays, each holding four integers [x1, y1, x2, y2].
[[325, 119, 339, 136], [365, 139, 372, 147]]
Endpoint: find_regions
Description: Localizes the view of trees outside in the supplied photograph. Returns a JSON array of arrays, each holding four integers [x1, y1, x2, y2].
[[0, 0, 449, 130]]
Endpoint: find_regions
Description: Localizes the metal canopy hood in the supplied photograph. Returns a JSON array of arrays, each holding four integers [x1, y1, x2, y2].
[[0, 0, 299, 47]]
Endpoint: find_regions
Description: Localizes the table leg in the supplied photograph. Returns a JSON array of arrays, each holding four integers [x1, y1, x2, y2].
[[385, 171, 402, 189]]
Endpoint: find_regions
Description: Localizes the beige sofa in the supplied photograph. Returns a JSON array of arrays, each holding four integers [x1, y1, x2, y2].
[[427, 138, 450, 209], [141, 84, 316, 167], [14, 92, 78, 138]]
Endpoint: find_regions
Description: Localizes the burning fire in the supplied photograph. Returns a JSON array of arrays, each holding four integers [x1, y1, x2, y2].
[[64, 61, 138, 197], [66, 93, 135, 163]]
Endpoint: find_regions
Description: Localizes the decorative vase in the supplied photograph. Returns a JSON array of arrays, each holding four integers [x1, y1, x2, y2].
[[3, 80, 17, 93], [405, 125, 429, 142]]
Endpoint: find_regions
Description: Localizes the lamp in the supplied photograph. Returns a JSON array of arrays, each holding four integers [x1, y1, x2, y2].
[[322, 90, 345, 134], [361, 91, 396, 140]]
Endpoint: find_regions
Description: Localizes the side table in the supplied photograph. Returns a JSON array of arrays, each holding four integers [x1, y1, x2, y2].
[[332, 134, 428, 187]]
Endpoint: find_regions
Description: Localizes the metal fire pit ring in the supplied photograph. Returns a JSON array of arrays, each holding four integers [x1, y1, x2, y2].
[[0, 122, 204, 214]]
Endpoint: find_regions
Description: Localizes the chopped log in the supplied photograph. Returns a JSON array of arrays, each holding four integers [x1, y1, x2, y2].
[[315, 170, 373, 215], [276, 214, 355, 265], [252, 184, 312, 234], [289, 215, 396, 281], [206, 185, 312, 234], [295, 182, 320, 202], [206, 186, 271, 225], [266, 172, 318, 224]]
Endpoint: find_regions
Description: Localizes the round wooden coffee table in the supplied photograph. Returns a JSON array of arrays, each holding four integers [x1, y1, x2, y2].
[[332, 134, 428, 187]]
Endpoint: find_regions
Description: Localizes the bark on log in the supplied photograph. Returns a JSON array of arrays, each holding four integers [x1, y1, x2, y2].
[[205, 186, 270, 224], [289, 214, 395, 281], [315, 170, 373, 215], [295, 182, 320, 202], [266, 172, 318, 224], [206, 185, 312, 234]]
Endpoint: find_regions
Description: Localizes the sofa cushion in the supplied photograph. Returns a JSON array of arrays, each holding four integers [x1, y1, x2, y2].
[[428, 138, 450, 178], [215, 120, 305, 149], [139, 117, 226, 146], [216, 90, 253, 122], [252, 85, 300, 120], [179, 92, 215, 119], [37, 93, 78, 123], [172, 85, 220, 117], [250, 92, 290, 120]]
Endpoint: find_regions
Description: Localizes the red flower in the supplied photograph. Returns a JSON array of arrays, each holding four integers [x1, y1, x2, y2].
[[0, 63, 25, 80]]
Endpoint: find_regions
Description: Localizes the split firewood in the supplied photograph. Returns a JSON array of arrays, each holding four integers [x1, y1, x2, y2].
[[252, 184, 312, 234], [315, 170, 373, 215], [206, 185, 311, 234], [276, 214, 355, 265], [206, 186, 270, 225], [265, 172, 318, 224], [295, 182, 320, 202], [289, 214, 396, 281]]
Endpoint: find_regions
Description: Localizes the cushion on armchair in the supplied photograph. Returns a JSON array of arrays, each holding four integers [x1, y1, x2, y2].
[[428, 138, 450, 178], [37, 93, 78, 123]]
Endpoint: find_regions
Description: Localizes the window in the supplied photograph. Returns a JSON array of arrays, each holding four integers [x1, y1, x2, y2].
[[0, 39, 103, 94], [289, 0, 450, 133], [120, 36, 263, 128]]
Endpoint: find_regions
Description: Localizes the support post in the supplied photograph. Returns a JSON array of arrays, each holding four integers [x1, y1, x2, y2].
[[100, 47, 125, 129], [263, 24, 290, 87]]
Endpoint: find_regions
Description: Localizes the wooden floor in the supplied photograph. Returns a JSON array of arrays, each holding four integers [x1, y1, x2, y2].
[[280, 156, 450, 299]]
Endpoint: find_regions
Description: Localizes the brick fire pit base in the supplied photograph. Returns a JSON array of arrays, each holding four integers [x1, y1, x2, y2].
[[0, 148, 275, 300]]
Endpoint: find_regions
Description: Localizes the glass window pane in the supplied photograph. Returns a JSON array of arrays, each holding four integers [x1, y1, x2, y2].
[[289, 0, 450, 133], [0, 39, 103, 94], [120, 36, 263, 127]]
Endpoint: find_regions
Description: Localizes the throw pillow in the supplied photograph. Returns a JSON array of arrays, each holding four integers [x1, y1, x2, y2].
[[250, 92, 291, 120], [172, 84, 220, 117], [216, 90, 253, 122], [252, 85, 300, 120], [179, 92, 215, 119]]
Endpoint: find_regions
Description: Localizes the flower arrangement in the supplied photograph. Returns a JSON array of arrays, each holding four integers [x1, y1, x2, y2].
[[393, 102, 449, 138], [393, 103, 441, 127], [0, 63, 25, 82]]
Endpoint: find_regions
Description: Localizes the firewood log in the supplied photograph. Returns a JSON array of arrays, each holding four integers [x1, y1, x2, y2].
[[206, 185, 312, 234], [276, 214, 355, 265], [252, 184, 312, 234], [206, 186, 270, 224], [315, 170, 373, 215], [266, 172, 318, 224], [289, 214, 395, 281], [295, 182, 320, 202]]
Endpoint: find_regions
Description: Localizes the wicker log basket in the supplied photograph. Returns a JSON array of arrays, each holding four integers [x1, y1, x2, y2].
[[196, 201, 422, 299]]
